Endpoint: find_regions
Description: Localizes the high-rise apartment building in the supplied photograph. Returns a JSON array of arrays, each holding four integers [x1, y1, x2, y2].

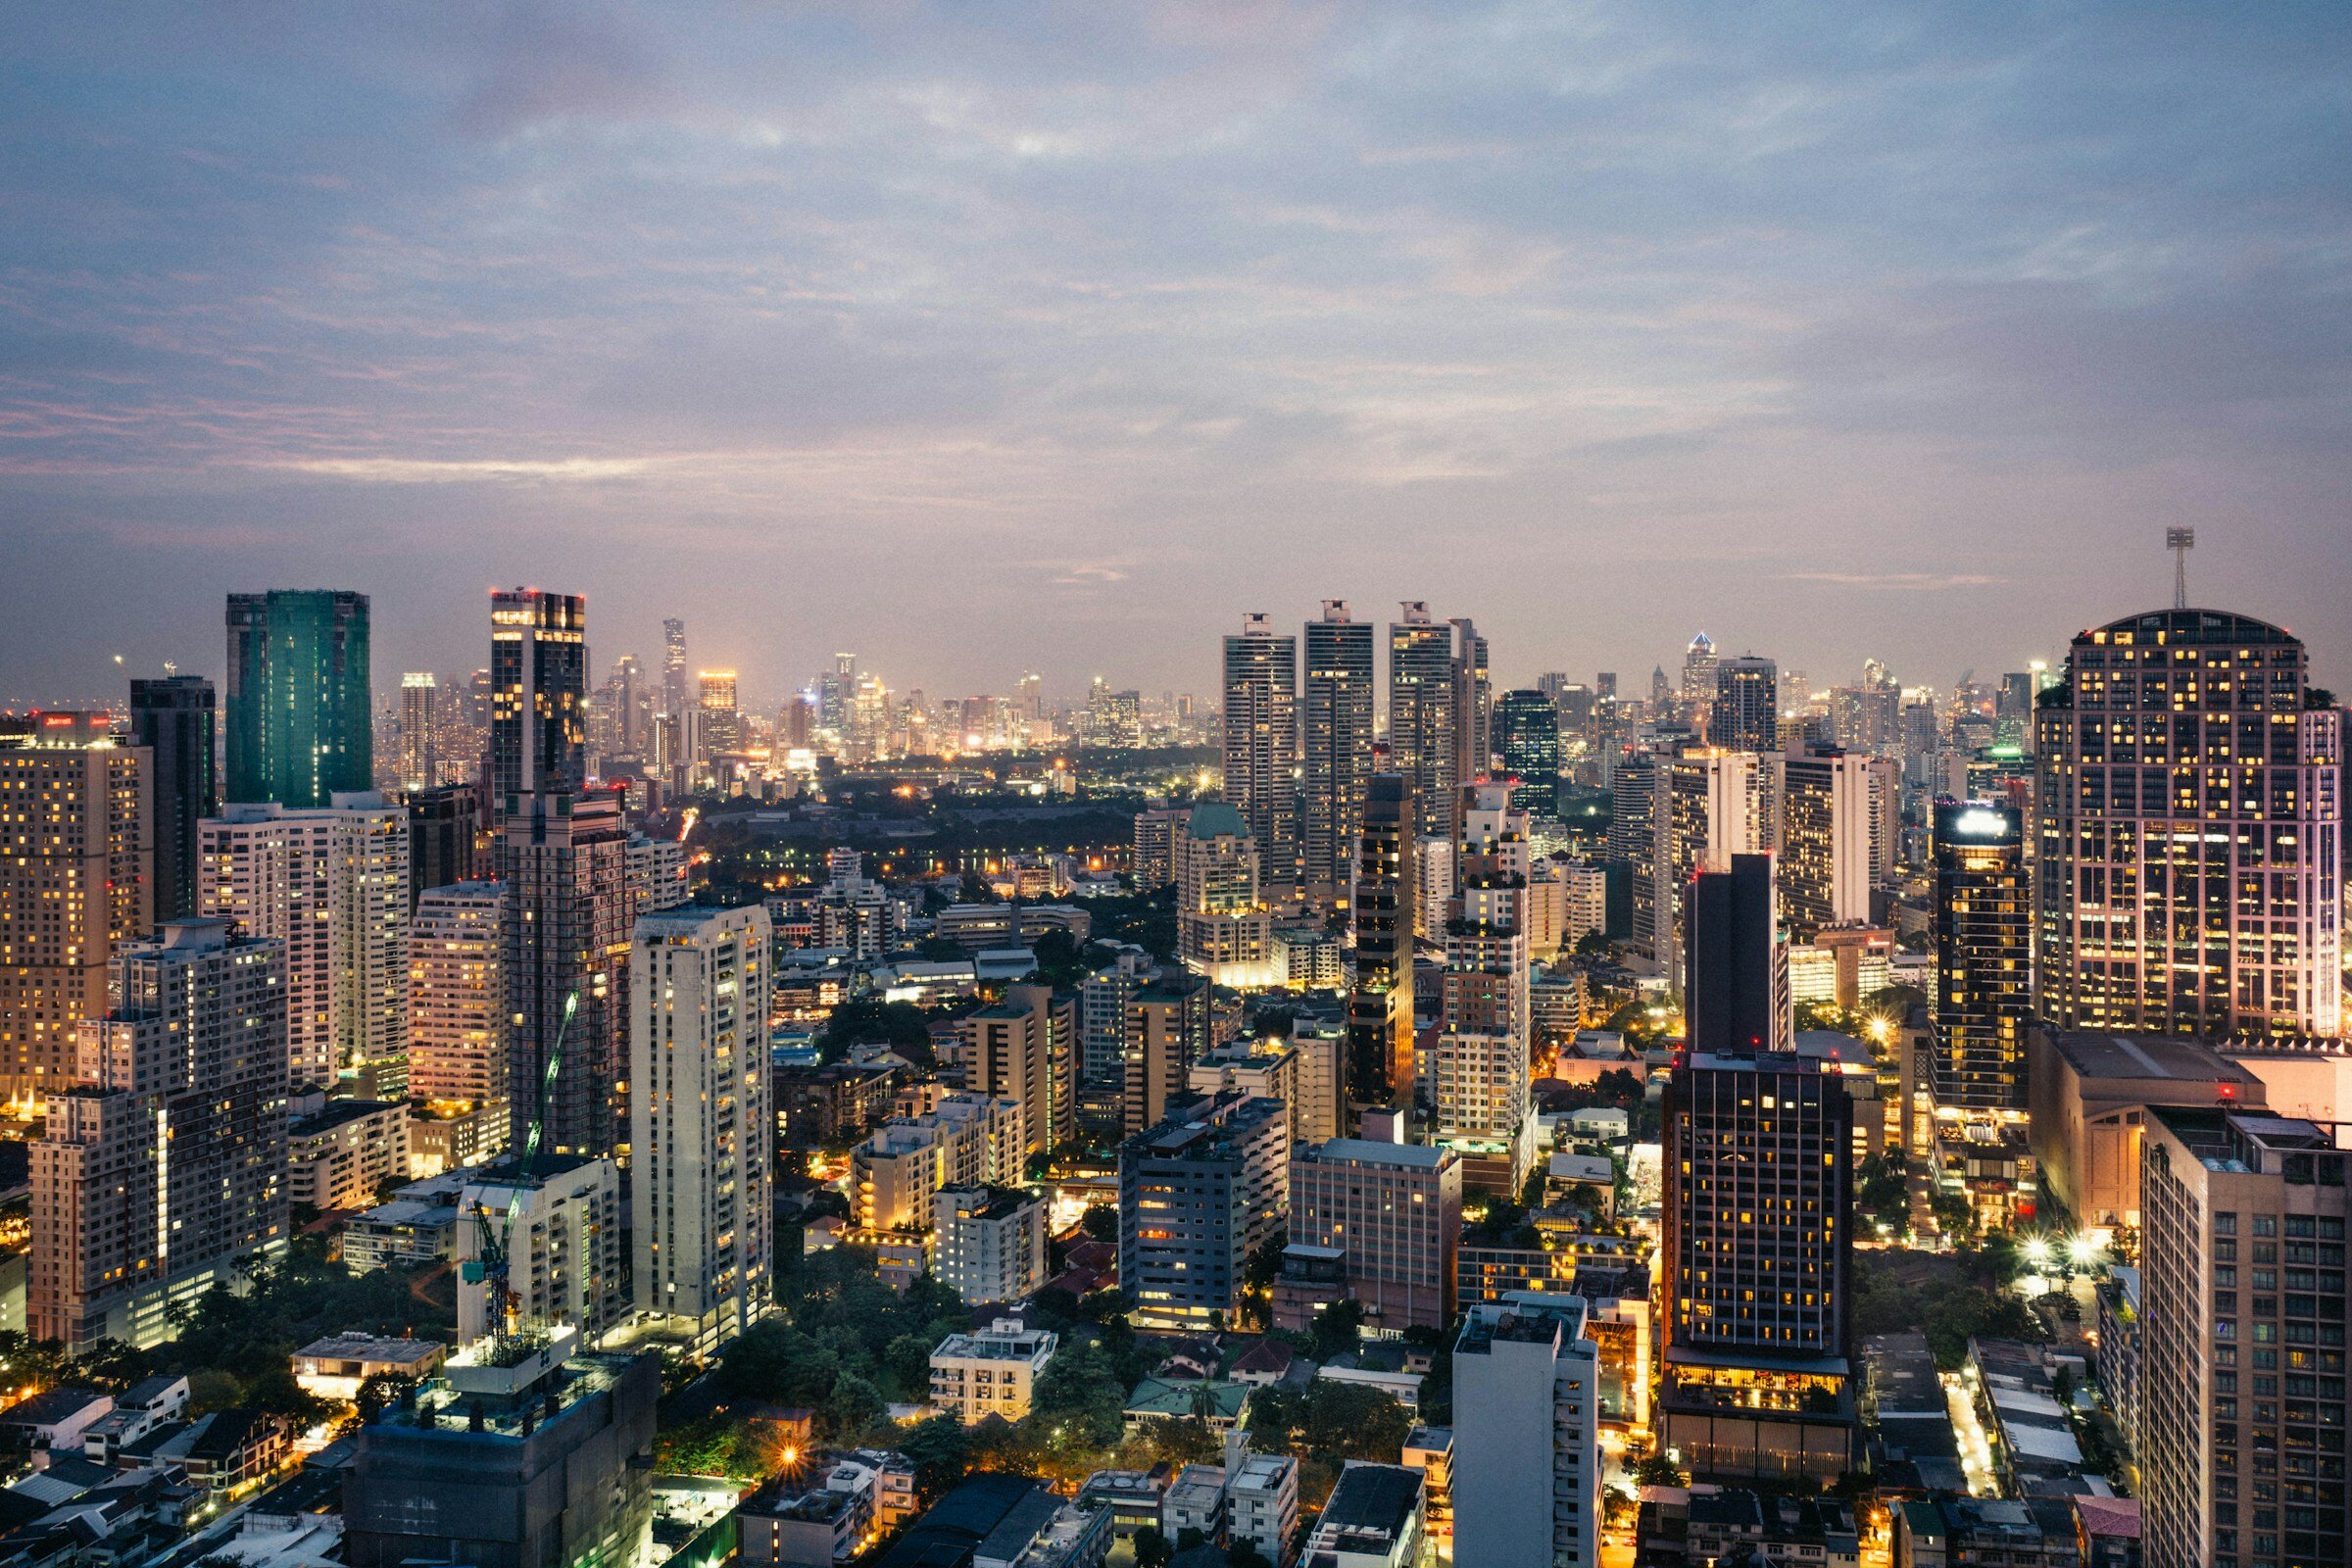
[[1494, 689, 1561, 819], [1661, 1050, 1855, 1482], [1222, 614, 1299, 898], [2138, 1107, 2349, 1568], [2035, 608, 2342, 1038], [662, 618, 688, 721], [1454, 1292, 1602, 1568], [1079, 949, 1153, 1087], [1654, 748, 1775, 991], [1390, 606, 1459, 841], [1435, 784, 1535, 1193], [1118, 1091, 1289, 1331], [1177, 801, 1277, 986], [930, 1187, 1048, 1306], [225, 590, 371, 808], [31, 918, 288, 1346], [1123, 975, 1213, 1136], [130, 675, 215, 922], [0, 713, 151, 1105], [489, 589, 588, 812], [1931, 801, 2030, 1112], [199, 793, 409, 1087], [629, 904, 772, 1358], [1610, 749, 1659, 956], [410, 880, 509, 1138], [1302, 602, 1376, 908], [399, 671, 440, 790], [1451, 617, 1492, 796], [964, 983, 1077, 1156], [1347, 774, 1418, 1120], [1685, 855, 1790, 1055], [1288, 1139, 1462, 1333], [1711, 656, 1779, 752], [405, 782, 481, 909], [851, 1093, 1026, 1235], [1778, 745, 1883, 935]]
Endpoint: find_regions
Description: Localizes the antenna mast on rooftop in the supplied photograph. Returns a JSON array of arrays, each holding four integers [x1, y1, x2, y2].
[[2167, 527, 2195, 610]]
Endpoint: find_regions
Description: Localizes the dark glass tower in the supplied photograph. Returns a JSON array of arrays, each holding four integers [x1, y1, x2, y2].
[[490, 589, 588, 814], [1301, 602, 1375, 908], [1709, 655, 1779, 752], [1684, 853, 1789, 1054], [1388, 605, 1457, 841], [1931, 800, 2030, 1111], [129, 674, 216, 920], [224, 590, 371, 808], [1220, 614, 1298, 897], [1346, 773, 1417, 1120], [1494, 689, 1560, 818]]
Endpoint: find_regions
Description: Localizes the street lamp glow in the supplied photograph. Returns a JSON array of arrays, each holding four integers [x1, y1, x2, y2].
[[2024, 1237, 2052, 1267], [2070, 1236, 2101, 1266]]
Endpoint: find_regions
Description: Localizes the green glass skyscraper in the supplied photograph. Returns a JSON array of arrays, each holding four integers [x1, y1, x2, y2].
[[224, 590, 372, 808]]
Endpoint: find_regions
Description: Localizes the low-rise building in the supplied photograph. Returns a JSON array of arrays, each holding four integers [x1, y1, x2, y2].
[[1685, 1489, 1861, 1568], [290, 1335, 448, 1401], [0, 1389, 113, 1468], [341, 1196, 462, 1273], [1894, 1495, 2087, 1568], [284, 1094, 412, 1213], [78, 1375, 188, 1465], [1398, 1428, 1449, 1544], [1225, 1453, 1298, 1568], [1159, 1463, 1225, 1544], [1300, 1463, 1425, 1568], [738, 1450, 915, 1568], [929, 1320, 1058, 1425]]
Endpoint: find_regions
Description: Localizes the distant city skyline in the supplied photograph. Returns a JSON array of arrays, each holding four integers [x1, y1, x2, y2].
[[5, 5, 2351, 701]]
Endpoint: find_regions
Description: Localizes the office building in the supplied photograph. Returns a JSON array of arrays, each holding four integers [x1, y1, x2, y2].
[[1346, 774, 1417, 1119], [1288, 1139, 1462, 1333], [1177, 800, 1278, 986], [1685, 854, 1790, 1055], [629, 904, 772, 1357], [455, 1155, 627, 1341], [1451, 617, 1492, 796], [850, 1093, 1026, 1234], [2027, 1027, 2268, 1233], [1223, 614, 1299, 898], [929, 1319, 1058, 1425], [1610, 749, 1660, 956], [345, 1344, 658, 1568], [695, 669, 741, 761], [1390, 606, 1459, 841], [1302, 602, 1377, 908], [489, 588, 588, 811], [0, 712, 151, 1104], [1495, 689, 1562, 819], [2139, 1106, 2350, 1568], [129, 674, 215, 922], [224, 589, 371, 808], [1778, 745, 1883, 935], [2035, 607, 2342, 1038], [1653, 748, 1775, 989], [398, 671, 440, 790], [1711, 656, 1779, 752], [30, 918, 288, 1346], [1932, 800, 2030, 1112], [930, 1187, 1047, 1305], [1123, 974, 1212, 1135], [964, 982, 1077, 1156], [1453, 1292, 1601, 1568], [199, 793, 409, 1087], [1683, 631, 1721, 716], [1118, 1092, 1289, 1330]]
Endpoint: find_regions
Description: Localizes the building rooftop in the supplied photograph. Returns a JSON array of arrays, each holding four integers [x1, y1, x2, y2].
[[1304, 1138, 1454, 1170], [1314, 1463, 1422, 1543], [1187, 801, 1249, 840], [294, 1336, 446, 1368], [2046, 1030, 2264, 1090]]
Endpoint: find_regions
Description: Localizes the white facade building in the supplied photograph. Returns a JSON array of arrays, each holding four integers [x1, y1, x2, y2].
[[930, 1186, 1047, 1306], [455, 1154, 625, 1342], [629, 904, 773, 1357], [929, 1319, 1057, 1424], [1452, 1292, 1601, 1568], [198, 793, 409, 1085]]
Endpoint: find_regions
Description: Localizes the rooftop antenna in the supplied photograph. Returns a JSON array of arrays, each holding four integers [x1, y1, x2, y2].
[[2167, 527, 2195, 610]]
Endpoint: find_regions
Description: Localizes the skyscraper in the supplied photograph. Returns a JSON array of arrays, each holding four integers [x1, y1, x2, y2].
[[1434, 783, 1536, 1195], [1221, 614, 1299, 896], [1346, 773, 1416, 1118], [410, 879, 509, 1140], [1302, 602, 1376, 908], [1710, 655, 1779, 752], [225, 589, 371, 808], [30, 917, 288, 1346], [1176, 801, 1277, 987], [0, 713, 152, 1104], [965, 983, 1078, 1156], [695, 669, 742, 761], [129, 674, 215, 922], [2138, 1107, 2349, 1568], [662, 617, 688, 722], [1777, 745, 1880, 936], [1682, 631, 1720, 715], [1684, 854, 1790, 1055], [1494, 689, 1561, 819], [1390, 605, 1458, 840], [398, 671, 439, 790], [1662, 1048, 1855, 1482], [501, 790, 635, 1158], [1931, 801, 2029, 1112], [489, 588, 588, 812], [2034, 608, 2342, 1038], [199, 793, 410, 1087], [1653, 748, 1775, 989], [1450, 616, 1492, 793], [630, 903, 773, 1358]]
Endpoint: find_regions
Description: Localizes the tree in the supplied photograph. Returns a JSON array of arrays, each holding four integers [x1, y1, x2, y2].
[[823, 1371, 885, 1440], [1080, 1204, 1119, 1244], [1634, 1451, 1685, 1486], [1226, 1543, 1275, 1568], [243, 1366, 329, 1428], [884, 1334, 935, 1400], [1309, 1297, 1365, 1361], [1133, 1527, 1173, 1568]]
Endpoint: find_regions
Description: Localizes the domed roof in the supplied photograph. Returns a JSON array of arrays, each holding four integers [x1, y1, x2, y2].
[[2079, 608, 2298, 648]]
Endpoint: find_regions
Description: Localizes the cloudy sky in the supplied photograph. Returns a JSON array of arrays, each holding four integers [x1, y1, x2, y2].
[[4, 1, 2349, 709]]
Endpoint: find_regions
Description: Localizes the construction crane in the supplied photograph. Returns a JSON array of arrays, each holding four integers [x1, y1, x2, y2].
[[460, 989, 577, 1358]]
